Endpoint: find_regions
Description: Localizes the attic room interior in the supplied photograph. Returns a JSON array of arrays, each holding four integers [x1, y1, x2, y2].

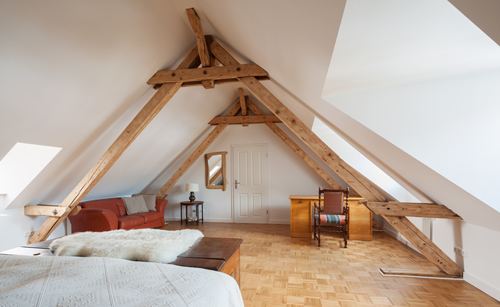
[[1, 0, 500, 306]]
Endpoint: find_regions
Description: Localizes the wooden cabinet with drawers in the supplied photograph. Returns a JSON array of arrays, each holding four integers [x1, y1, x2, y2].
[[289, 195, 372, 240]]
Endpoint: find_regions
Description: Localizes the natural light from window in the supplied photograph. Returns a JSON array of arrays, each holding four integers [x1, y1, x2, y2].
[[0, 142, 61, 208], [312, 118, 418, 202]]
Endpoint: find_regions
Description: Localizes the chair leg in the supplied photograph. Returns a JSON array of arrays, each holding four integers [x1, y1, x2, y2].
[[317, 223, 321, 247], [344, 226, 348, 248]]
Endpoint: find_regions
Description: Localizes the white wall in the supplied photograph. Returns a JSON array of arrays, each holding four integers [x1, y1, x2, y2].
[[146, 123, 347, 224], [326, 70, 500, 215]]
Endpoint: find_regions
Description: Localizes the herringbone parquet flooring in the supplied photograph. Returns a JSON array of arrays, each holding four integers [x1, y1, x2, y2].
[[161, 222, 500, 307]]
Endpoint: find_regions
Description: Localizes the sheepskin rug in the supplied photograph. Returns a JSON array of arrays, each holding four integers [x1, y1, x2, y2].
[[49, 228, 203, 263]]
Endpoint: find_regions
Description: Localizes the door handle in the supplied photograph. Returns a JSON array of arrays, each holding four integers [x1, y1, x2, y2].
[[235, 179, 240, 189]]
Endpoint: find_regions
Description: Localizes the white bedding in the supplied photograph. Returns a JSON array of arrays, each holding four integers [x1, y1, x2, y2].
[[49, 229, 204, 264], [0, 255, 244, 307]]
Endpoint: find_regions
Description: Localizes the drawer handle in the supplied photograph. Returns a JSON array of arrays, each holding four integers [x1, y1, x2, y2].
[[298, 200, 303, 203]]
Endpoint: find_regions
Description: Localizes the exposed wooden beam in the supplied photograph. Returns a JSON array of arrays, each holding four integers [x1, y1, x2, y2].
[[211, 38, 382, 200], [202, 80, 215, 89], [28, 47, 201, 244], [245, 98, 345, 191], [363, 201, 462, 219], [25, 205, 72, 217], [382, 215, 463, 276], [239, 76, 386, 202], [209, 37, 239, 66], [147, 65, 268, 85], [156, 102, 241, 199], [208, 115, 281, 125], [238, 88, 247, 115], [186, 8, 211, 67], [210, 37, 461, 277], [178, 76, 270, 88], [156, 124, 227, 199]]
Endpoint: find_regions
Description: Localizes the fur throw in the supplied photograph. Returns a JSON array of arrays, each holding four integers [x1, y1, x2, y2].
[[50, 229, 203, 263]]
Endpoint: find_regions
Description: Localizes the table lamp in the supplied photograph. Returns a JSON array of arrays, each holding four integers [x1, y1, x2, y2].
[[185, 183, 199, 201]]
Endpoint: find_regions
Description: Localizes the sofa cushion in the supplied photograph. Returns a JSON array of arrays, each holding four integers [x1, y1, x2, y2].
[[81, 198, 125, 217], [133, 194, 157, 212], [118, 215, 146, 229], [122, 196, 149, 215], [136, 211, 164, 224]]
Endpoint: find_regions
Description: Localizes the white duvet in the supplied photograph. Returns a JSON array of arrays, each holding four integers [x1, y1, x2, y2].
[[0, 255, 244, 307]]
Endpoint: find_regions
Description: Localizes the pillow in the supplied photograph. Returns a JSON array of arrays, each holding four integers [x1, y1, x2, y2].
[[122, 196, 149, 215], [141, 194, 157, 212]]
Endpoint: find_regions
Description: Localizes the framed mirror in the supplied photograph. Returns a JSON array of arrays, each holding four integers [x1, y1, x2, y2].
[[205, 151, 227, 191]]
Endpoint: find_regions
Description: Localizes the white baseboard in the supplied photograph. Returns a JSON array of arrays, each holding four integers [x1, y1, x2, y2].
[[464, 272, 500, 301], [164, 217, 233, 223], [383, 226, 420, 253]]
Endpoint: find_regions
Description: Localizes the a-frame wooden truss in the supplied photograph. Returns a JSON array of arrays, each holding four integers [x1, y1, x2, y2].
[[26, 8, 463, 278]]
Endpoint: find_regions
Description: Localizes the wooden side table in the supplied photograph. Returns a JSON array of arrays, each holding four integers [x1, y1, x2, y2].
[[180, 201, 204, 225]]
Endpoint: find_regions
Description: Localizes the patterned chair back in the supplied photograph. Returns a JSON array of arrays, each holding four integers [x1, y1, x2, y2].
[[323, 191, 344, 215]]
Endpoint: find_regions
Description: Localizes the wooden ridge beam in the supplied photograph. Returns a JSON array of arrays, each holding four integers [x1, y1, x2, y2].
[[147, 64, 268, 85], [186, 8, 211, 67], [383, 215, 463, 276], [245, 98, 346, 191], [363, 201, 462, 219], [208, 115, 281, 125], [27, 47, 201, 244], [156, 102, 241, 199]]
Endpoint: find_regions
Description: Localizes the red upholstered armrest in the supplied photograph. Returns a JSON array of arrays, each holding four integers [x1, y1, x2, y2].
[[68, 208, 119, 233], [155, 199, 168, 214]]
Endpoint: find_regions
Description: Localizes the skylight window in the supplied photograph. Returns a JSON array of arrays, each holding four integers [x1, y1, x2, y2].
[[0, 143, 61, 208]]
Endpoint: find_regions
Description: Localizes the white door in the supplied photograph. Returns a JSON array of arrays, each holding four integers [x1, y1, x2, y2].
[[232, 144, 268, 223]]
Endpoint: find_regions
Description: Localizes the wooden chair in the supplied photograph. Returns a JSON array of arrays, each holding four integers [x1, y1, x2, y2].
[[313, 187, 349, 248]]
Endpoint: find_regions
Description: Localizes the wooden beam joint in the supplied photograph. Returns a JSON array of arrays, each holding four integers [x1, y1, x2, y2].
[[209, 115, 281, 125], [148, 65, 268, 85]]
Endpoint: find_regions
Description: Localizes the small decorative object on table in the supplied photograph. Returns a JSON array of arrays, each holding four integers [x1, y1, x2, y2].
[[185, 182, 199, 201], [180, 201, 204, 226]]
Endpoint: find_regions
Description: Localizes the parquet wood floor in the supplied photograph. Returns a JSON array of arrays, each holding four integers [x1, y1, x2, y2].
[[161, 222, 499, 307]]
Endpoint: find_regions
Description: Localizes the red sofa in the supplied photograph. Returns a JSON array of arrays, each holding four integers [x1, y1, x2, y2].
[[69, 197, 168, 232]]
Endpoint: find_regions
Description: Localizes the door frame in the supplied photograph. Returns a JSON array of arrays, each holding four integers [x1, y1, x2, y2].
[[231, 143, 270, 224]]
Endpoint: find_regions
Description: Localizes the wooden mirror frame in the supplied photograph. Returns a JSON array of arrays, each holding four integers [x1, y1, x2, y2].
[[205, 151, 227, 191]]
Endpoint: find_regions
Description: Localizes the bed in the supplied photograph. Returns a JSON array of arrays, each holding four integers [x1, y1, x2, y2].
[[0, 254, 244, 306]]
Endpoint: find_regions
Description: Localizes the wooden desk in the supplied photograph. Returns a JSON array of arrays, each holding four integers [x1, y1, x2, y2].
[[289, 195, 372, 240]]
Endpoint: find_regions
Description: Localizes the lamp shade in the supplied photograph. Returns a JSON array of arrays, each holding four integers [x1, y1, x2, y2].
[[185, 183, 199, 192]]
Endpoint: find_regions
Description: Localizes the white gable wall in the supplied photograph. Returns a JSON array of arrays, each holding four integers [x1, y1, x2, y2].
[[145, 121, 348, 224]]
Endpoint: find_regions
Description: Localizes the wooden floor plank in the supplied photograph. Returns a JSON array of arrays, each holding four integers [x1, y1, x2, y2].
[[161, 222, 500, 307]]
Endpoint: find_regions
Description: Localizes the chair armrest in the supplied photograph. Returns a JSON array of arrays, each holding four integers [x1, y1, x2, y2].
[[68, 208, 118, 232], [155, 199, 168, 214]]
